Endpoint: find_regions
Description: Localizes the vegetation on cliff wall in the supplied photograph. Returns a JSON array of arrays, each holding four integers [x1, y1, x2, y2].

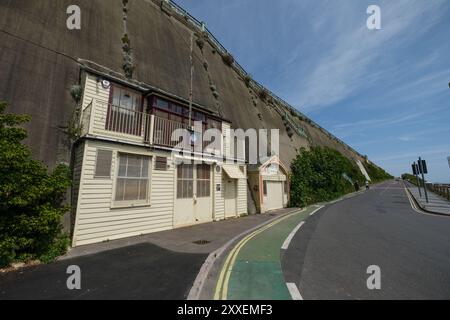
[[290, 147, 366, 207], [402, 173, 422, 186], [0, 102, 71, 267], [365, 162, 393, 183]]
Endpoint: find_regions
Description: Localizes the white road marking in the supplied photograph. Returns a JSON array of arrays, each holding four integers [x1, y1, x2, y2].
[[286, 282, 303, 300], [281, 222, 305, 250], [309, 206, 324, 216]]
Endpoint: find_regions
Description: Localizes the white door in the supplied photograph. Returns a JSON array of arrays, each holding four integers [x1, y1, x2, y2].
[[266, 181, 284, 211], [195, 164, 213, 223], [174, 164, 212, 227], [223, 177, 237, 218]]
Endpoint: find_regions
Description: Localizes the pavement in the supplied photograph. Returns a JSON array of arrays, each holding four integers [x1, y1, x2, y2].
[[405, 181, 450, 216], [0, 208, 298, 300]]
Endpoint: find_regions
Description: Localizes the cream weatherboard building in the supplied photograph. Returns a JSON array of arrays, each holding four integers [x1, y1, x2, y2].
[[248, 156, 290, 213], [71, 69, 247, 246]]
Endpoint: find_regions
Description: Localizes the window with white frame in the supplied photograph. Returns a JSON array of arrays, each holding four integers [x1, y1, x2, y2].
[[115, 153, 150, 202], [196, 164, 211, 198], [177, 164, 194, 199]]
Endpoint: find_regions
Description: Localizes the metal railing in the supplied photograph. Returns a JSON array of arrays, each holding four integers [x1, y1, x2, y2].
[[429, 184, 450, 201], [105, 104, 152, 139], [153, 115, 189, 147]]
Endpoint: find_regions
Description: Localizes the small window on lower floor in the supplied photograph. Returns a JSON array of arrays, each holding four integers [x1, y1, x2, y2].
[[263, 181, 268, 197], [95, 150, 113, 178]]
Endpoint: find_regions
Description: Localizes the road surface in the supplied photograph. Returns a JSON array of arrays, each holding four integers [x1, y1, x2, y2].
[[282, 180, 450, 299]]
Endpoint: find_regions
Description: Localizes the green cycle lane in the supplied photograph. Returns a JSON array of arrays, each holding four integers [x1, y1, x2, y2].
[[220, 206, 320, 300]]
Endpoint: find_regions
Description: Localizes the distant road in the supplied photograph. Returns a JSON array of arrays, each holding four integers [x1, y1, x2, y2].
[[283, 180, 450, 299]]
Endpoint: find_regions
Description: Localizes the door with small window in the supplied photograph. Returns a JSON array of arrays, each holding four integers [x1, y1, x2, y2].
[[106, 85, 143, 136], [174, 163, 212, 227]]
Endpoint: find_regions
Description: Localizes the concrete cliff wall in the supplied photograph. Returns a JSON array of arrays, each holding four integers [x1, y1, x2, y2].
[[0, 0, 367, 169]]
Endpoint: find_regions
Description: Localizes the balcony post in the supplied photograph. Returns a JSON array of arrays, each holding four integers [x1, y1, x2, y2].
[[88, 100, 96, 135], [149, 115, 155, 145]]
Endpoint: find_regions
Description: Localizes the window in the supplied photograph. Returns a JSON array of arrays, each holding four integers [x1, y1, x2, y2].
[[196, 164, 211, 198], [177, 164, 194, 199], [263, 181, 268, 197], [115, 154, 150, 202], [284, 181, 289, 194], [94, 150, 113, 178], [156, 98, 169, 111]]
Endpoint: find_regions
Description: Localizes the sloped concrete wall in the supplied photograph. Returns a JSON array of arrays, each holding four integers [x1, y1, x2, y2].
[[0, 0, 366, 170]]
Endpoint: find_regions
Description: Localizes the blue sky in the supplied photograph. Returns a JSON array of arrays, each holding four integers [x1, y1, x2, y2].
[[176, 0, 450, 182]]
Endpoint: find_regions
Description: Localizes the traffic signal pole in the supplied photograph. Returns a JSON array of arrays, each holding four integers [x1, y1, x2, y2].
[[412, 162, 422, 197], [419, 157, 429, 203], [413, 162, 422, 197]]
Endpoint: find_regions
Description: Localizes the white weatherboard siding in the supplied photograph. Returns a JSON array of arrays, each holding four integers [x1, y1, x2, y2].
[[73, 140, 174, 246], [81, 74, 110, 110], [237, 167, 248, 215], [214, 166, 225, 220], [81, 74, 145, 144], [71, 141, 86, 230], [73, 140, 248, 246]]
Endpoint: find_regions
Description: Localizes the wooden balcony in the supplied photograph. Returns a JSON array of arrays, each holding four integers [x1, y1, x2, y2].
[[79, 99, 224, 156]]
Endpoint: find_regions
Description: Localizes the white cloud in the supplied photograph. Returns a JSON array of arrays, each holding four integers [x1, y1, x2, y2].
[[293, 0, 447, 111]]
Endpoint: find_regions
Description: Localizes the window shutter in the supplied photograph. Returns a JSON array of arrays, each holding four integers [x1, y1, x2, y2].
[[155, 157, 168, 171], [95, 150, 113, 178]]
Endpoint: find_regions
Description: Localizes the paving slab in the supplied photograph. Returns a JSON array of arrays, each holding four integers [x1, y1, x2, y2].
[[405, 182, 450, 216]]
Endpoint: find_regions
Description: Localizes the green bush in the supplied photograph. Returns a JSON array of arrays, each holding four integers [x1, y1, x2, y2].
[[290, 147, 366, 207], [0, 102, 71, 267], [401, 173, 421, 186], [364, 162, 393, 183]]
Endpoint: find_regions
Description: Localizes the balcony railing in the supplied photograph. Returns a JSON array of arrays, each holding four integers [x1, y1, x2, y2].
[[153, 116, 188, 147], [105, 104, 152, 142], [79, 100, 223, 156]]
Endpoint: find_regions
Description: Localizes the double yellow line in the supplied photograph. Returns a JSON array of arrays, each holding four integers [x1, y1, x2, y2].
[[214, 209, 305, 300]]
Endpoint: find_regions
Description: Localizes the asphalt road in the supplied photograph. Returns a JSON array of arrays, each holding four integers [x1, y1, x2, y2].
[[282, 180, 450, 299], [0, 243, 206, 300]]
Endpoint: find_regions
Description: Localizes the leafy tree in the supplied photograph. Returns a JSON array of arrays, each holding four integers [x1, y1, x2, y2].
[[290, 147, 366, 207], [0, 102, 71, 267]]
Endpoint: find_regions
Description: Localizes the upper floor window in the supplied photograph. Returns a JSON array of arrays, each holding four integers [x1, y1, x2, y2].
[[111, 85, 141, 112]]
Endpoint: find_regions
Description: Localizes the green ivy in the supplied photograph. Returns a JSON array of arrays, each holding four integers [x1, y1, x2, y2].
[[290, 146, 366, 207], [0, 102, 71, 267], [364, 162, 393, 183]]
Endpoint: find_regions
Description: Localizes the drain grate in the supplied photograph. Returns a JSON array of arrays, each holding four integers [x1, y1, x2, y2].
[[193, 240, 211, 245]]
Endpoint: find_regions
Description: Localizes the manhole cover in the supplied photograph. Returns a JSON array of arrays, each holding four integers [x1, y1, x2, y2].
[[193, 240, 211, 245]]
